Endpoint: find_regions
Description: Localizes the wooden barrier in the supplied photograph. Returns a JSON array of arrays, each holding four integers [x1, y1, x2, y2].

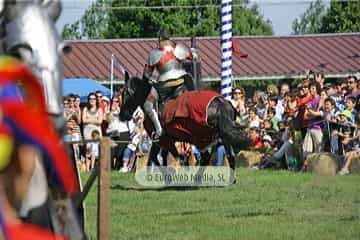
[[97, 137, 111, 240]]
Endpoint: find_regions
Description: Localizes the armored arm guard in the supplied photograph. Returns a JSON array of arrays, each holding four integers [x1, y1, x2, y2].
[[144, 48, 162, 82], [173, 43, 192, 61]]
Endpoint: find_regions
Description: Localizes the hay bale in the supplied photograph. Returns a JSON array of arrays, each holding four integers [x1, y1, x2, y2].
[[349, 156, 360, 175], [306, 152, 339, 176], [236, 151, 263, 167], [187, 152, 197, 166], [135, 153, 149, 172]]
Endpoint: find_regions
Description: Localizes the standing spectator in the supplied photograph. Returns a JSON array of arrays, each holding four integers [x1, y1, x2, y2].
[[321, 97, 340, 153], [83, 93, 103, 156], [303, 81, 323, 158], [285, 92, 298, 116], [64, 94, 82, 161], [345, 75, 360, 99], [96, 90, 107, 113], [315, 72, 325, 88], [63, 97, 69, 109], [296, 79, 313, 131], [324, 82, 344, 113], [336, 78, 347, 99], [266, 84, 279, 96], [275, 83, 290, 120]]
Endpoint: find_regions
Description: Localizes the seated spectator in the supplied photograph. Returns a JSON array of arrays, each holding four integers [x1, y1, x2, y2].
[[231, 87, 246, 120], [86, 129, 101, 172], [249, 128, 263, 150], [257, 130, 299, 171], [248, 107, 260, 128], [261, 135, 273, 154], [215, 145, 226, 166], [267, 108, 279, 131]]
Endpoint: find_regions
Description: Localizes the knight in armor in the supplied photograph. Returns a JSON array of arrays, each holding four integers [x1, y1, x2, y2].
[[143, 29, 197, 141]]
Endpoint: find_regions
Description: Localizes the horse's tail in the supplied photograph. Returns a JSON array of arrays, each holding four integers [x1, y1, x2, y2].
[[214, 97, 250, 153]]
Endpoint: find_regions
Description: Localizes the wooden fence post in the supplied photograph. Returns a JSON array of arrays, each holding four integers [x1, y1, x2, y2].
[[97, 137, 110, 240]]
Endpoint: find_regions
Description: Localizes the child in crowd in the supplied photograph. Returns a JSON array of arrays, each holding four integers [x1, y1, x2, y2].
[[267, 108, 279, 132], [248, 107, 260, 128], [119, 108, 146, 173], [343, 96, 357, 122], [249, 128, 263, 150], [338, 112, 360, 175], [261, 135, 273, 154], [86, 129, 101, 172]]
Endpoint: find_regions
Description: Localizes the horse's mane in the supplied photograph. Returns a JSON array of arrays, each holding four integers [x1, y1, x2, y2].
[[131, 76, 151, 98]]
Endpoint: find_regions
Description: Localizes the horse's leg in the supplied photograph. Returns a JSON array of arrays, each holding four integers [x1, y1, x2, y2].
[[207, 98, 248, 184], [223, 144, 237, 184], [148, 144, 161, 167]]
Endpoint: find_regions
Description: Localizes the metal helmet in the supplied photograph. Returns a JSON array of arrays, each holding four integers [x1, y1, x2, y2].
[[158, 29, 170, 42], [0, 0, 69, 132]]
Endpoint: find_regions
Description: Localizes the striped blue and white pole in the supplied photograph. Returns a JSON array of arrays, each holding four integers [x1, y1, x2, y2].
[[221, 0, 232, 100]]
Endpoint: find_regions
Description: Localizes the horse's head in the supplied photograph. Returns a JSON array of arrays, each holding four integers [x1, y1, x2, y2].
[[1, 0, 70, 132], [120, 72, 150, 121]]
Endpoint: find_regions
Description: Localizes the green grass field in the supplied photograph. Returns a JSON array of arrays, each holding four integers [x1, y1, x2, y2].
[[82, 169, 360, 240]]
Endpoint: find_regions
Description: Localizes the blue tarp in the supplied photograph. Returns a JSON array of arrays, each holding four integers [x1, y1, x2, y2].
[[62, 78, 111, 103]]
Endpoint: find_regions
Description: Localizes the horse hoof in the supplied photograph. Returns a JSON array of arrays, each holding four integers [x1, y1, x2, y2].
[[232, 177, 237, 184]]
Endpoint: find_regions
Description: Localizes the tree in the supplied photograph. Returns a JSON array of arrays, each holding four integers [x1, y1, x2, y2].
[[320, 1, 360, 33], [62, 0, 108, 39], [292, 0, 326, 35], [292, 0, 360, 35], [62, 0, 273, 40]]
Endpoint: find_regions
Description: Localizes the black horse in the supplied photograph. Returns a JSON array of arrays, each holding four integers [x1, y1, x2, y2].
[[119, 72, 249, 174]]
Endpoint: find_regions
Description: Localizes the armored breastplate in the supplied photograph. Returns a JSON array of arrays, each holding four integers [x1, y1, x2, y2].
[[148, 43, 189, 83]]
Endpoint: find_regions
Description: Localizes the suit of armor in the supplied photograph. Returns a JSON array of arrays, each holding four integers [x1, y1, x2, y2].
[[143, 39, 194, 140]]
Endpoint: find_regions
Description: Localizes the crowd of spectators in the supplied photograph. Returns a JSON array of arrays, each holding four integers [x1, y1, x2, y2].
[[230, 73, 360, 175], [63, 73, 360, 176], [63, 91, 150, 173]]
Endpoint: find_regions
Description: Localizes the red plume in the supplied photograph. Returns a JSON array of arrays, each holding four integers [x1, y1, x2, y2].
[[232, 39, 248, 58]]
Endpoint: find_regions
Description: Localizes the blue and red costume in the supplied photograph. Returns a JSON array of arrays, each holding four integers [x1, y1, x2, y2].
[[0, 57, 78, 240]]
